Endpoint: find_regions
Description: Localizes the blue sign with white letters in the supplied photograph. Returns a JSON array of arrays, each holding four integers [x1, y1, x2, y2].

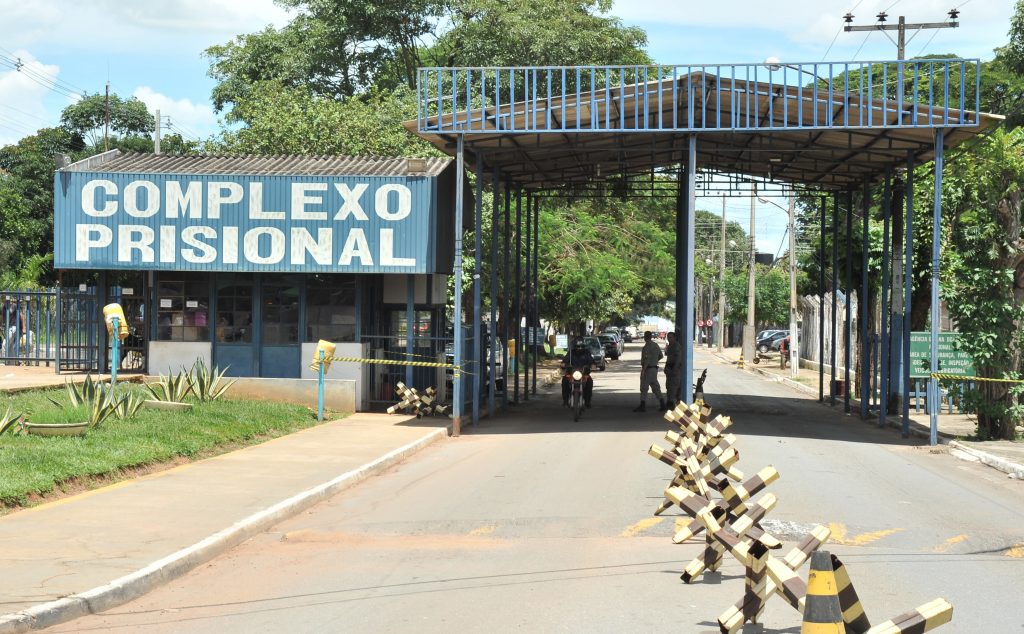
[[54, 172, 442, 273]]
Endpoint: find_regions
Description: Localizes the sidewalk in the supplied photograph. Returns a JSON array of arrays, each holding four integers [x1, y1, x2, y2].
[[0, 366, 142, 393], [709, 345, 1024, 478], [0, 413, 448, 633]]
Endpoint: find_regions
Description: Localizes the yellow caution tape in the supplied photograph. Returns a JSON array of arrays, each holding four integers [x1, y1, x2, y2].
[[310, 356, 479, 379], [930, 373, 1024, 384]]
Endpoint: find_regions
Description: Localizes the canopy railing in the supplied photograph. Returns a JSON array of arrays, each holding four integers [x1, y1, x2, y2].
[[417, 59, 982, 134]]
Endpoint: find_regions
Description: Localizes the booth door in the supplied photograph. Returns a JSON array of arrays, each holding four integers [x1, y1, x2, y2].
[[214, 274, 256, 376], [258, 276, 300, 378]]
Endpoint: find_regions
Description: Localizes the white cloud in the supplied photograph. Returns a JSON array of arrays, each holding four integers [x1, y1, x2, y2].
[[613, 0, 1014, 61], [133, 86, 218, 141], [0, 0, 292, 54], [0, 51, 61, 147]]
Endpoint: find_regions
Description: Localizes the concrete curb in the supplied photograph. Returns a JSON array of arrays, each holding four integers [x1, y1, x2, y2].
[[0, 426, 448, 634], [727, 353, 1024, 479], [947, 440, 1024, 479]]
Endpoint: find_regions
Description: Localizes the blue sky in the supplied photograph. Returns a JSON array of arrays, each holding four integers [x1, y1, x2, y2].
[[0, 0, 1014, 252]]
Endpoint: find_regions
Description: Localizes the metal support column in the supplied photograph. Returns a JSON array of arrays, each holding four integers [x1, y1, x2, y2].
[[879, 168, 893, 427], [675, 167, 685, 399], [860, 179, 871, 419], [513, 186, 522, 404], [452, 134, 466, 436], [929, 130, 945, 445], [502, 178, 511, 407], [902, 151, 915, 437], [532, 195, 540, 396], [831, 192, 839, 407], [488, 168, 499, 419], [472, 154, 483, 425], [523, 193, 531, 401], [680, 136, 697, 401], [406, 274, 414, 388], [819, 196, 826, 402], [844, 189, 853, 413]]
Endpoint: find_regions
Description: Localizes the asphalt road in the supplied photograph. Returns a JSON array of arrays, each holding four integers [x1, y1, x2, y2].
[[50, 343, 1024, 633]]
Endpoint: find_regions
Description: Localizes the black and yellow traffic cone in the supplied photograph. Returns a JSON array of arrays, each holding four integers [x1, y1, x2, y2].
[[801, 550, 846, 633]]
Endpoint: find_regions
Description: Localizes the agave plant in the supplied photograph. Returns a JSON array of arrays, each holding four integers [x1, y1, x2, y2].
[[187, 360, 235, 402], [85, 386, 120, 428], [112, 392, 145, 420], [0, 405, 23, 436], [54, 374, 103, 408], [145, 370, 192, 402], [44, 379, 119, 428]]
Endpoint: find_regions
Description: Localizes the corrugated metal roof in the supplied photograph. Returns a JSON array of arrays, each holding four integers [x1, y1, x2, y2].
[[60, 152, 451, 177]]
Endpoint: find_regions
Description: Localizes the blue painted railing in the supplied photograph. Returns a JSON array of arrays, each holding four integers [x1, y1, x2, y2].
[[417, 60, 981, 134]]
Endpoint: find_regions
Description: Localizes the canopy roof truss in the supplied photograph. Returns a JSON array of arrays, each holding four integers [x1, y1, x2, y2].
[[407, 60, 1001, 190]]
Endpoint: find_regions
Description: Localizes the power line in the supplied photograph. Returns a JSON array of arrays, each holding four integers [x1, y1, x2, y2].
[[852, 31, 872, 60]]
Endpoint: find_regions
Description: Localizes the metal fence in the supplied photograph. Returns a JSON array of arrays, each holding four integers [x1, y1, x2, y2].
[[0, 287, 102, 372], [417, 59, 982, 134], [1, 290, 59, 367]]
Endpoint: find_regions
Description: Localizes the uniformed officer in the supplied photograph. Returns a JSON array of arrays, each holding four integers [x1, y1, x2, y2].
[[633, 331, 665, 412]]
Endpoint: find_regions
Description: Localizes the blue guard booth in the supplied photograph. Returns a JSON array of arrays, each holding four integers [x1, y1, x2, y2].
[[54, 152, 470, 409]]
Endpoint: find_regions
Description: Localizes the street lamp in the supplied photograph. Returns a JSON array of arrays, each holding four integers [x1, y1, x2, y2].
[[756, 193, 800, 378], [763, 57, 829, 84]]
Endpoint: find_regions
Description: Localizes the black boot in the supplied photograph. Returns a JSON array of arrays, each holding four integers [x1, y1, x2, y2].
[[658, 399, 667, 412], [633, 401, 646, 413]]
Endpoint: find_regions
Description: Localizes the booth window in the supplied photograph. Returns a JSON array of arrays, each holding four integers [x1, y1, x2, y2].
[[262, 275, 299, 345], [306, 275, 356, 342], [156, 273, 210, 342], [215, 274, 254, 344]]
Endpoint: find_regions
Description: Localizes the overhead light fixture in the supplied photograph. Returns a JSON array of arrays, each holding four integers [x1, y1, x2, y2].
[[764, 56, 782, 71], [768, 157, 783, 163]]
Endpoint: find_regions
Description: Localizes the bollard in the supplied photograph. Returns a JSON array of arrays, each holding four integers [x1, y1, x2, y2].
[[317, 350, 325, 422], [110, 317, 120, 386], [801, 550, 846, 633], [103, 303, 128, 385], [738, 353, 745, 369]]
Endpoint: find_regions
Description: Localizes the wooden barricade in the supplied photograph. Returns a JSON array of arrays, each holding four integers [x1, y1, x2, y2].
[[646, 404, 954, 633]]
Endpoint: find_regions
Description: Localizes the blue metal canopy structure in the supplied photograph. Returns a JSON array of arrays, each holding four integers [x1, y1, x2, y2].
[[407, 59, 1002, 441]]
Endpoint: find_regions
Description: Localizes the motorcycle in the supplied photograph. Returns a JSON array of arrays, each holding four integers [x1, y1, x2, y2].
[[562, 364, 592, 421]]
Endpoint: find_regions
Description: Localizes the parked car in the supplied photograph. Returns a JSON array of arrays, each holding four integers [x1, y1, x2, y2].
[[756, 330, 789, 353], [622, 330, 633, 343], [756, 329, 784, 341], [601, 330, 624, 355], [583, 336, 607, 371], [598, 334, 620, 360]]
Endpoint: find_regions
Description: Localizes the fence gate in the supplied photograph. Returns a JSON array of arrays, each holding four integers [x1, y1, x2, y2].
[[58, 286, 100, 373]]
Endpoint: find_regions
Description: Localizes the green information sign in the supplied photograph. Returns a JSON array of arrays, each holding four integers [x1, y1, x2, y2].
[[909, 332, 976, 379]]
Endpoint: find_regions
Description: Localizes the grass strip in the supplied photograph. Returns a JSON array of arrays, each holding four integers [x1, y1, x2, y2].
[[0, 384, 331, 508]]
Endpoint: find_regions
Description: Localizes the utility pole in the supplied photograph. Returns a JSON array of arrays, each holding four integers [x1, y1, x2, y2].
[[843, 9, 960, 60], [103, 81, 110, 152], [742, 182, 757, 363], [718, 195, 726, 353], [154, 108, 161, 155], [788, 192, 799, 377]]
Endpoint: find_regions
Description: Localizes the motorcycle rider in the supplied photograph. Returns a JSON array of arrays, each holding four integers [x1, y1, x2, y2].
[[561, 338, 595, 408]]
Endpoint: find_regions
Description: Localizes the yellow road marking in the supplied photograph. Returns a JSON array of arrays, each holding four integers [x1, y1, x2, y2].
[[621, 517, 664, 537], [468, 525, 496, 536], [933, 534, 968, 552], [828, 522, 904, 546], [675, 517, 689, 533], [1006, 543, 1024, 558]]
